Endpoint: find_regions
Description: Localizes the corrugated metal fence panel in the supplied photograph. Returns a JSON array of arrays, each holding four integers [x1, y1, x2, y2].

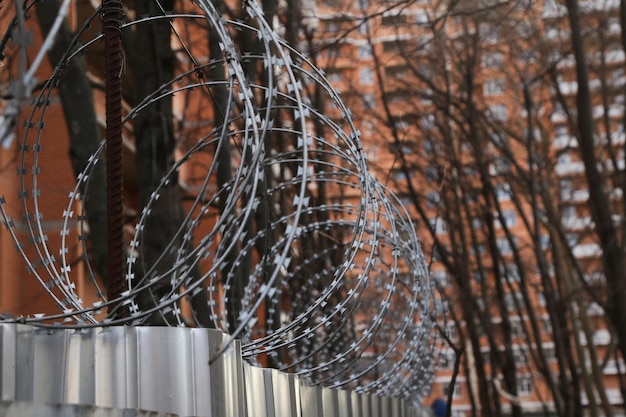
[[337, 388, 352, 416], [0, 324, 428, 417], [0, 325, 16, 403], [351, 391, 364, 416], [0, 324, 245, 417], [243, 364, 269, 417], [269, 368, 299, 417], [299, 379, 323, 417], [321, 385, 339, 417], [0, 400, 178, 417]]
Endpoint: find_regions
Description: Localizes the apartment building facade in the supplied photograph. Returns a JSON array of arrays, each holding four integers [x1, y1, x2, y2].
[[315, 0, 625, 415]]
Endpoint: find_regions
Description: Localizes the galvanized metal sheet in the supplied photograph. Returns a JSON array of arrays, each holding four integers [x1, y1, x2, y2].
[[0, 400, 178, 417], [0, 323, 431, 417], [321, 387, 339, 417], [269, 369, 298, 417], [336, 388, 352, 417], [298, 381, 322, 417], [243, 364, 269, 417]]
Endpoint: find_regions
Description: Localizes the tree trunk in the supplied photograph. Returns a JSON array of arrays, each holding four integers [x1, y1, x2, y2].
[[565, 0, 626, 375], [129, 0, 212, 326], [36, 1, 108, 286]]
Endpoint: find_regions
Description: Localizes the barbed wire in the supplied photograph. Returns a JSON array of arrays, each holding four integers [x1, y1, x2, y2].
[[0, 0, 442, 401]]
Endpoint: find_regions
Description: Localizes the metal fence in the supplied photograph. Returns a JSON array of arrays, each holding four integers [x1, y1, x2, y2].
[[0, 323, 431, 417], [1, 1, 441, 406]]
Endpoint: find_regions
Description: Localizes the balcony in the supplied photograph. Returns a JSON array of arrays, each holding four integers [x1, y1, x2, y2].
[[555, 160, 585, 176], [572, 243, 602, 258], [553, 134, 577, 149], [561, 214, 593, 230], [592, 329, 611, 345]]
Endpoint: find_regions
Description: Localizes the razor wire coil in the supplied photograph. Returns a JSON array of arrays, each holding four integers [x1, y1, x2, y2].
[[0, 0, 442, 401]]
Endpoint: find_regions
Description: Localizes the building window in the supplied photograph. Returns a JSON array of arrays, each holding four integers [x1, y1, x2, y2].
[[500, 263, 520, 282], [515, 20, 534, 38], [463, 166, 478, 176], [537, 291, 547, 307], [325, 19, 341, 32], [490, 131, 507, 147], [444, 324, 458, 342], [484, 78, 505, 96], [385, 65, 408, 78], [392, 170, 409, 181], [420, 89, 433, 105], [489, 104, 508, 121], [585, 272, 606, 284], [545, 25, 560, 39], [518, 49, 537, 63], [495, 183, 511, 201], [427, 191, 440, 208], [482, 52, 504, 68], [557, 152, 571, 166], [544, 0, 563, 15], [497, 210, 516, 228], [359, 68, 374, 85], [358, 19, 369, 35], [513, 347, 529, 367], [326, 70, 342, 84], [511, 320, 525, 338], [431, 245, 442, 261], [554, 125, 569, 138], [548, 50, 562, 64], [425, 166, 439, 182], [416, 12, 429, 25], [387, 91, 406, 104], [362, 94, 375, 110], [429, 218, 448, 235], [517, 374, 532, 395], [439, 353, 450, 368], [565, 232, 578, 248], [421, 115, 435, 130], [559, 179, 572, 200], [443, 381, 463, 399], [358, 44, 372, 59], [504, 291, 523, 311], [423, 139, 440, 154], [471, 244, 485, 257], [610, 68, 625, 86], [561, 205, 576, 222], [361, 120, 374, 135], [383, 41, 402, 54], [382, 13, 408, 26], [538, 234, 550, 249], [481, 24, 498, 44], [496, 236, 514, 255], [523, 126, 541, 141], [543, 344, 556, 362], [432, 270, 449, 286], [366, 142, 378, 161]]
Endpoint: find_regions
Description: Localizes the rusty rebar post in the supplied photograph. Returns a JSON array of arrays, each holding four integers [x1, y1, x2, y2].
[[102, 0, 125, 317]]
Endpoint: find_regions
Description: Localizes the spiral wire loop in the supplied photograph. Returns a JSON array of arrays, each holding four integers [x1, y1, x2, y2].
[[0, 0, 443, 401]]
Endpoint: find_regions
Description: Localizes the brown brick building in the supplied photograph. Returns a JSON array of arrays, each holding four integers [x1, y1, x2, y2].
[[1, 0, 625, 414]]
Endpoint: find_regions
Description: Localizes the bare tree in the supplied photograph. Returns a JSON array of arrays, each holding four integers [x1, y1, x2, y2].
[[314, 0, 626, 414]]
